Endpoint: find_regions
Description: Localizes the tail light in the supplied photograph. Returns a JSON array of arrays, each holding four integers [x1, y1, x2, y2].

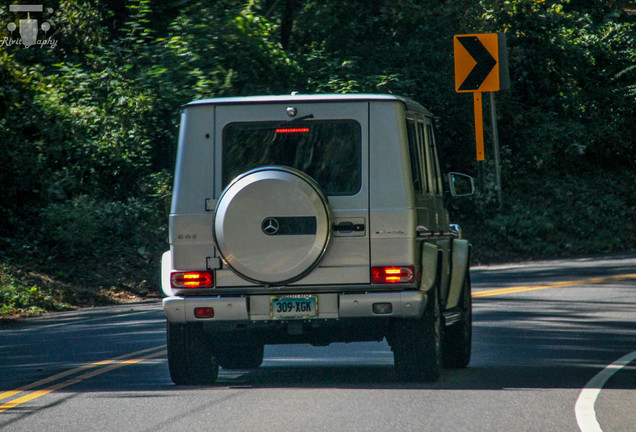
[[171, 271, 214, 289], [371, 266, 415, 284], [275, 127, 310, 133]]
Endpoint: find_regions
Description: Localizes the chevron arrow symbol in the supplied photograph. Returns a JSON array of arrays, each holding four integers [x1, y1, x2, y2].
[[456, 36, 497, 91]]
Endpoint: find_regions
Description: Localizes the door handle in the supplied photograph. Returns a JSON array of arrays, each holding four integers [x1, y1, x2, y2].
[[333, 221, 365, 233]]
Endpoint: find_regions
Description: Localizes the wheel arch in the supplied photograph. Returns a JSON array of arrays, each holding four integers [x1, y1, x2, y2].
[[446, 239, 472, 310], [420, 242, 440, 294]]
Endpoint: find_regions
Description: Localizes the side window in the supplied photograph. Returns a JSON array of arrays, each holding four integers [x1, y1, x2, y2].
[[406, 119, 423, 193], [426, 124, 442, 195], [416, 122, 430, 193]]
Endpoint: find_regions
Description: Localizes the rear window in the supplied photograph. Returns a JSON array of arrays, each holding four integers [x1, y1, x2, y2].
[[222, 120, 361, 195]]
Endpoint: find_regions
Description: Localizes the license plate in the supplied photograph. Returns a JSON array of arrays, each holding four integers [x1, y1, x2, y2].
[[271, 296, 317, 319]]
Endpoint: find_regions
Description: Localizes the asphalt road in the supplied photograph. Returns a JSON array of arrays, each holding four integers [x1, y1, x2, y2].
[[1, 253, 635, 432]]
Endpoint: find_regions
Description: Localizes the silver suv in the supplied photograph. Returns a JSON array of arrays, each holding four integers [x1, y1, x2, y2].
[[161, 94, 474, 384]]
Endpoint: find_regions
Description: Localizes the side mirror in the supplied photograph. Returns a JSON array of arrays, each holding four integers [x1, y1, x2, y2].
[[447, 172, 475, 197]]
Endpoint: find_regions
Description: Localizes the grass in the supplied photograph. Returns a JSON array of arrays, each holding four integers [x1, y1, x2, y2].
[[0, 263, 158, 322], [0, 266, 69, 319]]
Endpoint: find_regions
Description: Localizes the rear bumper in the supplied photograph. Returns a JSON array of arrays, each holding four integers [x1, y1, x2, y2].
[[163, 291, 428, 324]]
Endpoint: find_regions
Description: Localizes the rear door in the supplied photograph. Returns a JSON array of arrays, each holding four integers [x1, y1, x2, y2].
[[213, 101, 370, 288]]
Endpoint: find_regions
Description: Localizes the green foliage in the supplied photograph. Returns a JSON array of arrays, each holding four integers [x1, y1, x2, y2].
[[455, 170, 636, 263], [481, 0, 635, 172], [0, 0, 634, 315], [0, 267, 71, 318], [39, 193, 167, 260]]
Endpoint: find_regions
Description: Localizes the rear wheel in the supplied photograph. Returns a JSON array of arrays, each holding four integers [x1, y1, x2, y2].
[[392, 286, 443, 382], [167, 322, 219, 385], [216, 344, 265, 370], [443, 273, 472, 368]]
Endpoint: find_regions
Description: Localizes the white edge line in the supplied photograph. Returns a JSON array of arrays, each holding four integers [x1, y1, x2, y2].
[[575, 350, 636, 432]]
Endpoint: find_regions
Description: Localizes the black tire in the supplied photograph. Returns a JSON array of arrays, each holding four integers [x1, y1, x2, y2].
[[443, 273, 472, 368], [167, 322, 219, 385], [392, 286, 443, 382], [216, 344, 265, 370]]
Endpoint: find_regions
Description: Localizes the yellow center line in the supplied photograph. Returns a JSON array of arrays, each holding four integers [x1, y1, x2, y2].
[[0, 360, 115, 402], [0, 345, 165, 402], [0, 345, 166, 413], [472, 273, 636, 298]]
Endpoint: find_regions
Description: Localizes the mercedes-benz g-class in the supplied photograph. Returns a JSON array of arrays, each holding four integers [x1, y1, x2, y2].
[[162, 94, 474, 384]]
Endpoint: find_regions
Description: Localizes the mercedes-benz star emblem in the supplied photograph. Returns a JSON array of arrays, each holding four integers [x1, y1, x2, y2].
[[262, 217, 280, 235]]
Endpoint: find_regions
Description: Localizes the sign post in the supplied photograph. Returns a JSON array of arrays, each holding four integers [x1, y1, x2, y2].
[[454, 32, 508, 204], [489, 92, 502, 206], [454, 33, 502, 161], [473, 92, 484, 160]]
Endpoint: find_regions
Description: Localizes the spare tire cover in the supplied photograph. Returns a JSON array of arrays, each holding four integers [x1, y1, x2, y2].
[[214, 167, 331, 285]]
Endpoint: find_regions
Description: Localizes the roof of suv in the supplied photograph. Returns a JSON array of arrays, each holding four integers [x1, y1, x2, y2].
[[184, 94, 432, 116]]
